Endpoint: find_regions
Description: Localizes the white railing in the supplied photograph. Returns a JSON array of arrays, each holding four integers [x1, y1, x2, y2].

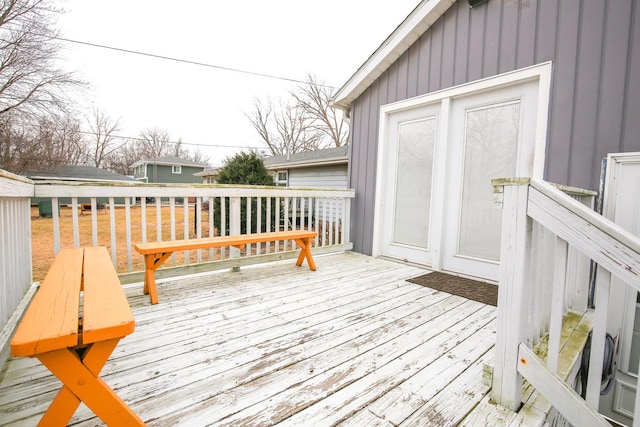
[[491, 178, 640, 426], [0, 170, 34, 367], [32, 181, 355, 283]]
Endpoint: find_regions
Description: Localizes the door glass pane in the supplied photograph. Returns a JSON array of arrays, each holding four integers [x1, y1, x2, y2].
[[393, 117, 436, 249], [458, 101, 519, 260]]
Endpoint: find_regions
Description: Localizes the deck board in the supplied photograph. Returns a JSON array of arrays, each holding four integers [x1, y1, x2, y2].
[[0, 252, 499, 426]]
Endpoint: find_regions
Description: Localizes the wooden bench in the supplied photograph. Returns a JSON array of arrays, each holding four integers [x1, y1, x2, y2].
[[134, 230, 318, 305], [11, 247, 145, 426]]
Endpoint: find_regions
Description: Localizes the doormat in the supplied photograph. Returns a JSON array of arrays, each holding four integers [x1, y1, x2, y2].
[[407, 271, 498, 307]]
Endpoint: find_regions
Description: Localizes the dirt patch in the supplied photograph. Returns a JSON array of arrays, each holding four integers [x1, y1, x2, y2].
[[30, 205, 212, 282]]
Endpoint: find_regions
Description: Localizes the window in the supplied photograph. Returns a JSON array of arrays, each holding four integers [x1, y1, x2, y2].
[[172, 165, 182, 174], [275, 171, 288, 186]]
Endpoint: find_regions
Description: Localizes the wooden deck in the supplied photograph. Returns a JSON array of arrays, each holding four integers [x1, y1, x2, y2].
[[0, 252, 499, 426]]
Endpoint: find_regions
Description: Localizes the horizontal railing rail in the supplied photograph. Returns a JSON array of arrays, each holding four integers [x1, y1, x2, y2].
[[491, 178, 640, 426], [31, 181, 355, 283]]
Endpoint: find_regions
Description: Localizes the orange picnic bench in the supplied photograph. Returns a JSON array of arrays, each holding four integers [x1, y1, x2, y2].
[[134, 230, 318, 305], [11, 247, 145, 426]]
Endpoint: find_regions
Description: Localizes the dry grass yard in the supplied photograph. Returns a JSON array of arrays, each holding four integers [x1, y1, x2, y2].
[[30, 205, 211, 282]]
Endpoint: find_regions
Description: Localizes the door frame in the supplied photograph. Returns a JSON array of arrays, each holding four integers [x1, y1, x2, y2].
[[371, 62, 552, 274], [600, 152, 640, 423]]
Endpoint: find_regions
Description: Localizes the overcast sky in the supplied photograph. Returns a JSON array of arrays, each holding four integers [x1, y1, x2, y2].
[[56, 0, 419, 166]]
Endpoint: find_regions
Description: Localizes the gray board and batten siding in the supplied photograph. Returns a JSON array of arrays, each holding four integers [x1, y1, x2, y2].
[[344, 0, 640, 256]]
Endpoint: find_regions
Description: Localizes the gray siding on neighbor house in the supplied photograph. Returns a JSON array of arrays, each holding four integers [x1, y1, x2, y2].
[[287, 165, 348, 188], [348, 0, 640, 255], [145, 164, 204, 184]]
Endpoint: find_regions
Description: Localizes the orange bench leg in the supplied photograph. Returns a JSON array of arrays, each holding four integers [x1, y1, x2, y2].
[[143, 252, 172, 305], [294, 238, 316, 271], [37, 339, 145, 426]]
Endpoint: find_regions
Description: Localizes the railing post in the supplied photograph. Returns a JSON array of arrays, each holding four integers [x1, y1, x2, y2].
[[491, 178, 532, 411], [230, 196, 241, 259]]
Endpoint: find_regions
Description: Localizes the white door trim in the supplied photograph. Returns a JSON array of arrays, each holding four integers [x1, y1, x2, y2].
[[372, 61, 552, 261]]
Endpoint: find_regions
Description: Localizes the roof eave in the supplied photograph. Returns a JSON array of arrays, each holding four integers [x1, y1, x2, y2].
[[264, 157, 348, 170], [332, 0, 457, 110]]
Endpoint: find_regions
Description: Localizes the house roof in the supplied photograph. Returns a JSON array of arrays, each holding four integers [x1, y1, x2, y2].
[[29, 165, 136, 182], [332, 0, 456, 111], [130, 156, 208, 168], [193, 167, 219, 177], [263, 146, 349, 170]]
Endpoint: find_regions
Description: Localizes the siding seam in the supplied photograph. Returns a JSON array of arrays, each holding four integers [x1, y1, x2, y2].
[[621, 0, 638, 152], [592, 0, 608, 187]]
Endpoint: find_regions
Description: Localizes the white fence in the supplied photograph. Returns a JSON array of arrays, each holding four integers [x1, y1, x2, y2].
[[32, 181, 355, 283], [0, 171, 34, 368], [491, 178, 640, 426]]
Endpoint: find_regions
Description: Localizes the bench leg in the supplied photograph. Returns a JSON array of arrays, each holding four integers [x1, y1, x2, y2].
[[294, 238, 316, 271], [37, 339, 145, 426], [143, 252, 172, 305]]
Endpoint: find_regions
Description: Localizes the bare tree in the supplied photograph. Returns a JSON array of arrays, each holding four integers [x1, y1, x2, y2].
[[101, 127, 209, 175], [85, 106, 124, 168], [245, 96, 323, 156], [293, 75, 348, 147], [245, 75, 348, 156], [136, 127, 173, 158], [0, 0, 84, 120], [0, 112, 84, 174]]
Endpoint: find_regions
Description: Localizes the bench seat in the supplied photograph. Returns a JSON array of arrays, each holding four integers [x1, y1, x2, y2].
[[134, 230, 318, 304], [11, 246, 144, 426]]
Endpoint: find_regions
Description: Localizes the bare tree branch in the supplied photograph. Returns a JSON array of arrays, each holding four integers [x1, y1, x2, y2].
[[0, 0, 85, 121], [245, 75, 349, 156], [85, 106, 124, 168]]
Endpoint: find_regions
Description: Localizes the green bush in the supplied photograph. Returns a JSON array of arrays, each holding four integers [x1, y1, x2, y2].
[[213, 152, 276, 235]]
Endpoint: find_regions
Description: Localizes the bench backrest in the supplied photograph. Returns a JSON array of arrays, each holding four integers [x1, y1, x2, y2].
[[11, 247, 134, 357]]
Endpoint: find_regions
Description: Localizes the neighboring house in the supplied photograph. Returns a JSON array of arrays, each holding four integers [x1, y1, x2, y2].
[[332, 0, 640, 423], [194, 167, 220, 184], [131, 156, 207, 184], [263, 146, 348, 188], [28, 165, 137, 211], [263, 146, 349, 228]]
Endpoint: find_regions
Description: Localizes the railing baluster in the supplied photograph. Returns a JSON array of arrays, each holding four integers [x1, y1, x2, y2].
[[322, 199, 327, 247], [71, 197, 80, 248], [125, 198, 132, 272], [141, 197, 147, 244], [548, 236, 568, 373], [109, 197, 116, 265], [196, 197, 202, 263], [230, 196, 241, 259], [170, 197, 176, 266], [52, 197, 60, 255], [155, 197, 162, 242], [586, 268, 612, 406], [183, 199, 189, 264], [220, 196, 226, 259], [266, 197, 272, 253], [256, 196, 262, 254], [90, 197, 98, 247], [329, 198, 335, 245], [209, 195, 214, 260], [314, 197, 320, 247], [246, 196, 252, 254]]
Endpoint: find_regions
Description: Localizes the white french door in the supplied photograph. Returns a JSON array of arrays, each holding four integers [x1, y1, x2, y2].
[[380, 104, 440, 265], [376, 65, 548, 282], [440, 81, 539, 280]]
